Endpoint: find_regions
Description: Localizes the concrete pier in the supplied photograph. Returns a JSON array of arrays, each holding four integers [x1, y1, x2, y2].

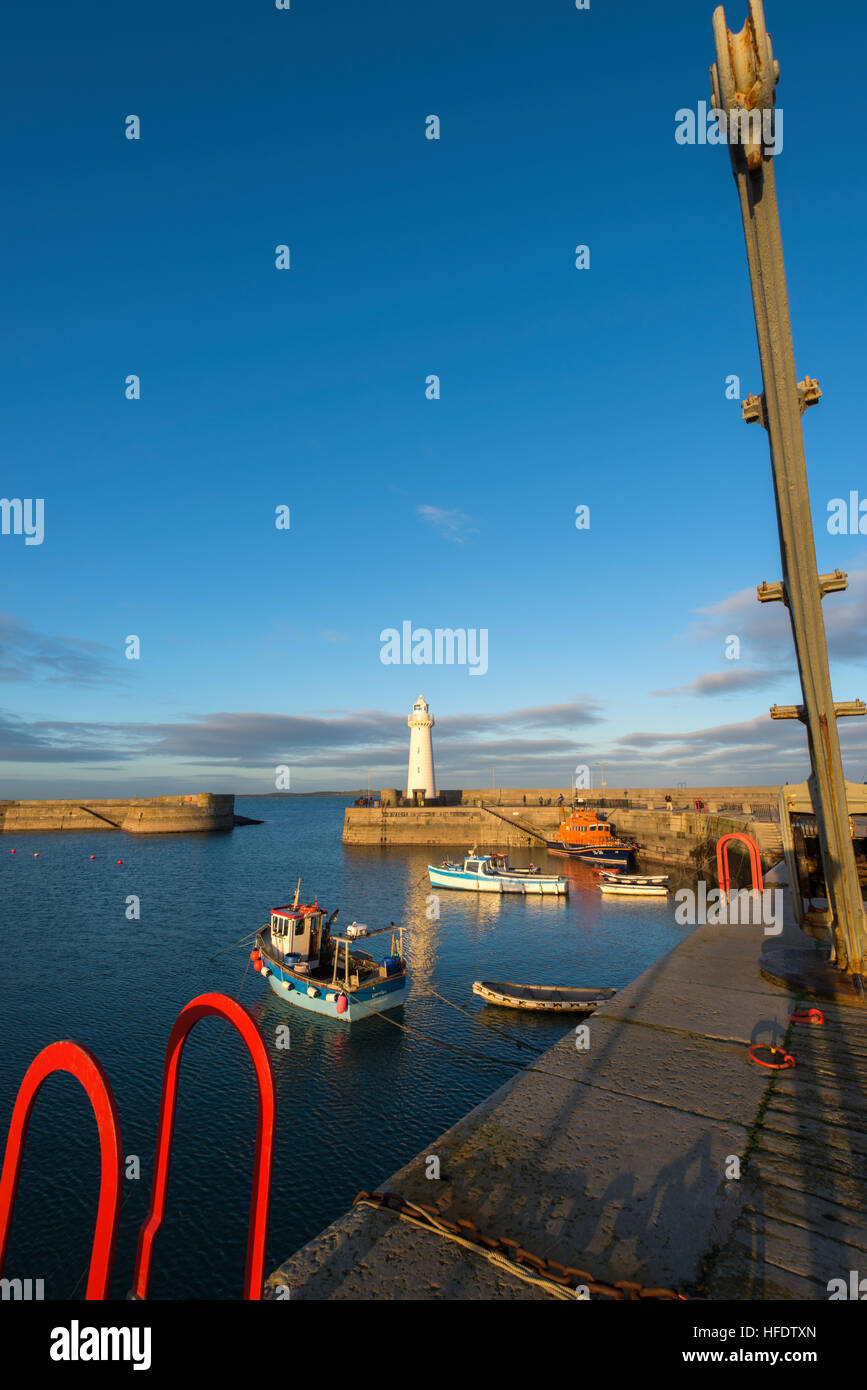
[[343, 797, 782, 871], [0, 793, 241, 834], [265, 895, 867, 1300]]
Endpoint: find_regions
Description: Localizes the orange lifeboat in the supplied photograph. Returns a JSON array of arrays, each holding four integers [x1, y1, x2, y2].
[[546, 809, 636, 866]]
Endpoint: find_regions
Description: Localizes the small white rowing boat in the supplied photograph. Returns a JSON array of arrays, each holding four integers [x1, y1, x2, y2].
[[472, 981, 617, 1012], [596, 871, 669, 886], [599, 880, 669, 896]]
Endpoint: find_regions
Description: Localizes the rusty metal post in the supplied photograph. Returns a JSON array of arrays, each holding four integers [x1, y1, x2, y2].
[[710, 0, 867, 975]]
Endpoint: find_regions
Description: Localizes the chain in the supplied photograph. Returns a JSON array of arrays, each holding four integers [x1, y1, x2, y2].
[[353, 1191, 686, 1300]]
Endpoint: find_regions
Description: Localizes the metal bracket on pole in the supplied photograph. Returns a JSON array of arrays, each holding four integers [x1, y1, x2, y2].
[[819, 569, 849, 597], [757, 579, 786, 604], [742, 393, 767, 428], [757, 570, 847, 605], [771, 702, 866, 723], [743, 379, 821, 429]]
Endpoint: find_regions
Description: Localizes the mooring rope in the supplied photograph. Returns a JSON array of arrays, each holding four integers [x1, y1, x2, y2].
[[352, 1192, 685, 1301], [352, 1195, 584, 1299], [425, 987, 552, 1055], [348, 992, 581, 1083]]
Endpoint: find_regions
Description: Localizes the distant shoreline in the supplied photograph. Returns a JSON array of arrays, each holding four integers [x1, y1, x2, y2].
[[239, 791, 366, 798]]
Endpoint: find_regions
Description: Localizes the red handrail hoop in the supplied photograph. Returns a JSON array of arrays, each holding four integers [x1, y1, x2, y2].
[[716, 832, 763, 897], [0, 1041, 123, 1300], [132, 993, 276, 1301]]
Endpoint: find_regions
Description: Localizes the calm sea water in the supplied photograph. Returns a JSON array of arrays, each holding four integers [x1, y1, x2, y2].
[[0, 797, 697, 1299]]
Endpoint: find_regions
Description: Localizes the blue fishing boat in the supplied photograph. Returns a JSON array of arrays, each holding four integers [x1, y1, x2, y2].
[[253, 887, 409, 1022]]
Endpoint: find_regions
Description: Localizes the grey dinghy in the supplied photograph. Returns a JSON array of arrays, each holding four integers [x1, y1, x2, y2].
[[472, 981, 617, 1012]]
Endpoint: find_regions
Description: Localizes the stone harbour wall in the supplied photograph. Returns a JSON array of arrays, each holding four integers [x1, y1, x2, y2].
[[0, 793, 236, 834]]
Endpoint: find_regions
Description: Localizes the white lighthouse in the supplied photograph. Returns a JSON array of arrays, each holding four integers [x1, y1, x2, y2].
[[406, 695, 436, 803]]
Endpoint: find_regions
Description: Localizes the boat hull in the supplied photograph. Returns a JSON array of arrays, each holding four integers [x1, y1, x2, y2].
[[599, 883, 668, 896], [546, 842, 634, 866], [597, 872, 668, 885], [472, 981, 617, 1012], [264, 967, 409, 1020], [257, 935, 409, 1022], [428, 865, 567, 894]]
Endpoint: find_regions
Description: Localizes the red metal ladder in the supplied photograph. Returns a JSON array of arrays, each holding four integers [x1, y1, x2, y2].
[[0, 992, 276, 1300], [716, 831, 764, 898]]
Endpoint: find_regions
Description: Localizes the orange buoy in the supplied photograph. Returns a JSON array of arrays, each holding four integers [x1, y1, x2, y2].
[[253, 960, 263, 972], [89, 854, 96, 860], [10, 849, 16, 854], [33, 853, 39, 857], [249, 949, 260, 961], [336, 994, 348, 1014], [116, 859, 123, 865]]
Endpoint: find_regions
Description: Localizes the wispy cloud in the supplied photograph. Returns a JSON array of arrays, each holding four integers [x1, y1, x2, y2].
[[686, 570, 867, 663], [612, 713, 867, 783], [416, 505, 475, 544], [0, 699, 600, 772], [3, 696, 864, 790], [652, 667, 789, 698], [658, 568, 867, 699], [0, 614, 122, 688]]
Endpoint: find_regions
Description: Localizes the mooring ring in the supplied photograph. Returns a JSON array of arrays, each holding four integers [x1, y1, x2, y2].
[[748, 1043, 796, 1070], [789, 1007, 824, 1025]]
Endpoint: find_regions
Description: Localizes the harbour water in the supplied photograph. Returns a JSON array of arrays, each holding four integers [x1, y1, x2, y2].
[[0, 796, 699, 1300]]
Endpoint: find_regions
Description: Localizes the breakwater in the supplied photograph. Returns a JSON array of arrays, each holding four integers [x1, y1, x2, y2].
[[0, 793, 243, 834], [343, 797, 782, 873]]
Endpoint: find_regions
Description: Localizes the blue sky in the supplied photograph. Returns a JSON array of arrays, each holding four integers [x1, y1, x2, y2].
[[2, 0, 866, 794]]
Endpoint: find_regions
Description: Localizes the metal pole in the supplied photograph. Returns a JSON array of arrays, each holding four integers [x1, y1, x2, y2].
[[710, 0, 867, 974]]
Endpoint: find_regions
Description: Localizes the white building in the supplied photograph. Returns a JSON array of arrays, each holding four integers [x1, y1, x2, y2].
[[406, 695, 436, 802]]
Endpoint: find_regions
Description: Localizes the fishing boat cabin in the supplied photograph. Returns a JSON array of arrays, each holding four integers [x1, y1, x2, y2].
[[267, 902, 327, 971]]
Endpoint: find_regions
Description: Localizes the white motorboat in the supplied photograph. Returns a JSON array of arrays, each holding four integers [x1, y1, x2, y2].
[[428, 852, 567, 895]]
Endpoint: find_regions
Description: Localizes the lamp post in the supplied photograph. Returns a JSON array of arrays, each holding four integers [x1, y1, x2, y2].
[[710, 0, 867, 975]]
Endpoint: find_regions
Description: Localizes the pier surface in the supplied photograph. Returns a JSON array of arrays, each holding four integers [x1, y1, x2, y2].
[[266, 897, 867, 1299]]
